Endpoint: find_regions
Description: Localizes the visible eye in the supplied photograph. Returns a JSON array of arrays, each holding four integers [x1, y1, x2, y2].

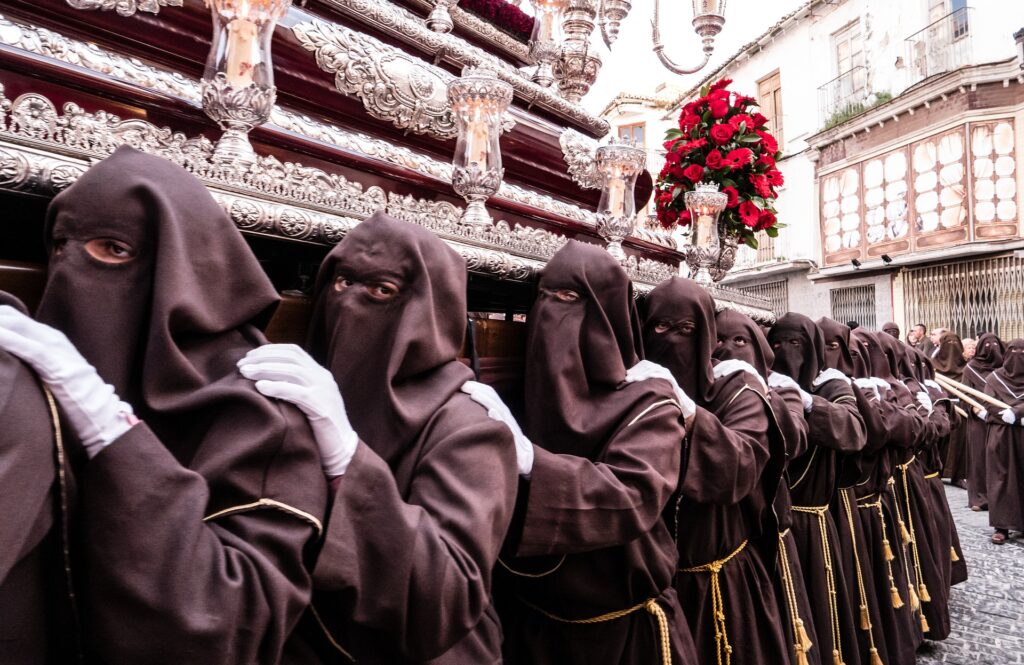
[[733, 336, 748, 346], [772, 341, 782, 349], [554, 289, 580, 303], [366, 281, 400, 302], [654, 321, 672, 334], [334, 275, 355, 292], [52, 237, 67, 256], [827, 342, 839, 350], [789, 339, 802, 347], [83, 238, 136, 264]]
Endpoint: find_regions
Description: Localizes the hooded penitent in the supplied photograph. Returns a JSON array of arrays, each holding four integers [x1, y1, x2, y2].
[[308, 211, 474, 464], [644, 276, 716, 404], [713, 309, 774, 379], [968, 333, 1005, 376], [768, 313, 825, 391], [964, 333, 1005, 511], [932, 332, 967, 382], [817, 317, 855, 376], [882, 322, 900, 339], [34, 146, 325, 664], [304, 211, 517, 664], [984, 339, 1024, 533], [523, 240, 645, 457]]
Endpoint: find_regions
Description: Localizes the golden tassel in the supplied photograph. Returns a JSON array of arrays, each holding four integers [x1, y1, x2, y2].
[[899, 521, 912, 545], [860, 604, 871, 631], [919, 583, 932, 603], [909, 585, 921, 611], [870, 647, 885, 665], [832, 650, 844, 665], [796, 647, 810, 665], [920, 614, 930, 634], [882, 538, 895, 562], [890, 585, 904, 609], [950, 547, 960, 562], [796, 619, 814, 654]]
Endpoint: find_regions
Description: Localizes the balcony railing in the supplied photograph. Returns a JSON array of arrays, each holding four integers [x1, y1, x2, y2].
[[818, 66, 873, 129], [735, 231, 778, 268], [905, 7, 973, 84]]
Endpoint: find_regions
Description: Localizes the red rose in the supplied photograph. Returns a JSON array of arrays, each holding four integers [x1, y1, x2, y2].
[[682, 163, 705, 183], [710, 123, 735, 145], [680, 113, 702, 130], [756, 209, 777, 231], [670, 165, 687, 180], [722, 186, 739, 208], [738, 200, 760, 228], [725, 148, 753, 169], [751, 113, 769, 128], [765, 169, 785, 187], [756, 152, 776, 168], [709, 99, 730, 119], [679, 138, 707, 154], [751, 174, 773, 198], [733, 94, 757, 108], [663, 209, 678, 224], [757, 130, 779, 153], [663, 138, 680, 151], [658, 190, 673, 205], [677, 210, 692, 227], [705, 150, 724, 170], [665, 150, 681, 165], [728, 114, 754, 132], [709, 78, 733, 92]]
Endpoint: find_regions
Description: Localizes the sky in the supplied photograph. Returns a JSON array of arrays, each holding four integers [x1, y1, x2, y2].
[[581, 0, 807, 114]]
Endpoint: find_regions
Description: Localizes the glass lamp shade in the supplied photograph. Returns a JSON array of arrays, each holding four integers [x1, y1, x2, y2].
[[203, 0, 291, 90], [530, 0, 569, 44], [596, 143, 644, 220], [450, 98, 506, 173], [684, 181, 727, 250], [692, 0, 726, 17]]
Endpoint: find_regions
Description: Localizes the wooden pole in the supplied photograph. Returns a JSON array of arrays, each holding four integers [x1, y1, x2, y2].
[[934, 373, 1011, 411]]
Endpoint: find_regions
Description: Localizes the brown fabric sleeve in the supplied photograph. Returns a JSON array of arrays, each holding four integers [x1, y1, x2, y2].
[[79, 423, 322, 665], [807, 380, 867, 453], [773, 386, 810, 459], [516, 400, 683, 557], [682, 384, 771, 505], [313, 408, 517, 661]]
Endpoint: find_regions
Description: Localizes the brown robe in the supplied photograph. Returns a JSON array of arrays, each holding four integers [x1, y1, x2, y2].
[[0, 335, 78, 664], [499, 243, 695, 665], [962, 333, 1005, 509], [933, 333, 968, 481], [771, 314, 867, 665], [34, 147, 327, 664], [646, 285, 789, 665], [296, 213, 518, 664], [982, 339, 1024, 533]]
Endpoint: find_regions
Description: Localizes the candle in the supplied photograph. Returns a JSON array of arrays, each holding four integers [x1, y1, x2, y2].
[[607, 177, 626, 217], [225, 17, 259, 87], [465, 119, 489, 167], [695, 214, 715, 246]]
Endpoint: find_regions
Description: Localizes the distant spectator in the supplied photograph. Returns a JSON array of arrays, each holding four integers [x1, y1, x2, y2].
[[882, 321, 900, 338], [909, 323, 927, 347], [924, 327, 947, 356], [963, 337, 977, 361]]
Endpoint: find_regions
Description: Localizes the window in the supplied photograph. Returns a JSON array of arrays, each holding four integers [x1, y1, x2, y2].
[[756, 71, 783, 148], [830, 285, 877, 330], [738, 280, 788, 317], [617, 123, 645, 148], [832, 22, 866, 101]]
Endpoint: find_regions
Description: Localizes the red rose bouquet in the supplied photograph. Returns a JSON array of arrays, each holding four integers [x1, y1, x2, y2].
[[655, 78, 784, 249]]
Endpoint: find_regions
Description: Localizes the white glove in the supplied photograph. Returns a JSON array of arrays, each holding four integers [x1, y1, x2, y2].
[[0, 306, 136, 459], [460, 380, 534, 477], [1000, 408, 1017, 426], [625, 360, 697, 420], [238, 344, 358, 478], [853, 378, 880, 400], [923, 379, 942, 392], [712, 358, 767, 391], [916, 391, 933, 414], [976, 409, 988, 421], [871, 378, 892, 392], [813, 367, 852, 387], [769, 371, 814, 412]]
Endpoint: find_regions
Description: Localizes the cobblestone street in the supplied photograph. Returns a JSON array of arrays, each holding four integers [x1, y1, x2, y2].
[[916, 486, 1024, 664]]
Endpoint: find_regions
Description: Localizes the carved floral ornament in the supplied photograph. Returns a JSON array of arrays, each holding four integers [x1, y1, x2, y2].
[[0, 83, 677, 287], [65, 0, 182, 17]]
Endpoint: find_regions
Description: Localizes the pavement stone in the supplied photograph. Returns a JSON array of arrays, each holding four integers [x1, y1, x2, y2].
[[915, 485, 1024, 664]]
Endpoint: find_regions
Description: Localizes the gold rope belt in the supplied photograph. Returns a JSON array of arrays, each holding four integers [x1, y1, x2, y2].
[[679, 539, 749, 665], [791, 505, 846, 665], [855, 492, 904, 611], [914, 473, 959, 560], [887, 477, 928, 633], [895, 454, 917, 472], [517, 595, 672, 665], [840, 489, 884, 665], [897, 466, 933, 633], [778, 532, 813, 665], [923, 472, 940, 479]]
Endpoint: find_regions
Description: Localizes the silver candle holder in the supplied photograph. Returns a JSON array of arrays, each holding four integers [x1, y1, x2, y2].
[[595, 138, 646, 262]]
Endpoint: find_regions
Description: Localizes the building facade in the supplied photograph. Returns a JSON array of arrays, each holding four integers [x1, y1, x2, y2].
[[601, 0, 1024, 338]]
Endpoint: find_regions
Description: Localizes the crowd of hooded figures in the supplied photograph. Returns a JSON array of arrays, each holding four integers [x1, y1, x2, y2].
[[3, 146, 1021, 665]]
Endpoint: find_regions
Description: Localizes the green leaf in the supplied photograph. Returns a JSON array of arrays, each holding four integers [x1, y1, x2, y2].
[[671, 186, 684, 202], [745, 235, 759, 249], [765, 226, 779, 238], [739, 134, 762, 144], [738, 121, 747, 133], [700, 84, 711, 97], [721, 178, 737, 188], [702, 109, 712, 123], [665, 128, 684, 140], [750, 196, 766, 209]]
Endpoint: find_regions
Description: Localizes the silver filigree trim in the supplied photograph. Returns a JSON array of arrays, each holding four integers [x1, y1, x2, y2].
[[559, 128, 601, 189], [65, 0, 182, 17]]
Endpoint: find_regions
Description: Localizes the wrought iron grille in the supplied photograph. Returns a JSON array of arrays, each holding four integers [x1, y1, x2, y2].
[[817, 66, 870, 128], [830, 285, 877, 329], [903, 255, 1024, 339], [738, 279, 789, 317], [905, 7, 973, 84]]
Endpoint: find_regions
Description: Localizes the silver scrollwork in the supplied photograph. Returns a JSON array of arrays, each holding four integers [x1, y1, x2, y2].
[[200, 73, 277, 165], [558, 128, 602, 189], [452, 164, 505, 226], [65, 0, 182, 17]]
